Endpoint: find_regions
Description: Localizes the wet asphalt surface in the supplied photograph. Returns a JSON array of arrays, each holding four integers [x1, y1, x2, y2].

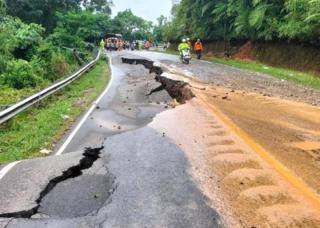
[[59, 52, 172, 153], [0, 51, 223, 228]]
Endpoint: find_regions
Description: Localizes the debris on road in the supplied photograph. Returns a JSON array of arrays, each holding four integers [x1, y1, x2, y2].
[[40, 149, 53, 155]]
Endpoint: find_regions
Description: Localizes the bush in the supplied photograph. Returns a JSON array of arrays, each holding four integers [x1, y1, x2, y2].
[[49, 53, 71, 81], [33, 41, 76, 81], [3, 59, 43, 89], [34, 41, 55, 64]]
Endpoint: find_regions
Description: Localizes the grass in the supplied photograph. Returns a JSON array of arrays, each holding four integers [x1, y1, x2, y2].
[[206, 57, 320, 90], [152, 48, 320, 90], [0, 59, 109, 164], [0, 86, 42, 107]]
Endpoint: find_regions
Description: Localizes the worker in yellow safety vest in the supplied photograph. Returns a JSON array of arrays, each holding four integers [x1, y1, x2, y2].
[[100, 39, 105, 49]]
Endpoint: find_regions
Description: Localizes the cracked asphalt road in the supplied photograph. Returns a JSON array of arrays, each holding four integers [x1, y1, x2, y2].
[[2, 50, 320, 227], [0, 52, 223, 228], [2, 50, 320, 228], [56, 52, 172, 153], [135, 51, 320, 106]]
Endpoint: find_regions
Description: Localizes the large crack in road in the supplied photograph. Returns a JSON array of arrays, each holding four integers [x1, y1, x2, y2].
[[0, 147, 105, 219], [121, 57, 195, 103]]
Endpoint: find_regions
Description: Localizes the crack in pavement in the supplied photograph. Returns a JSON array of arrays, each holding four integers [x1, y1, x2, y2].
[[0, 147, 104, 219], [121, 57, 195, 104], [1, 218, 14, 228]]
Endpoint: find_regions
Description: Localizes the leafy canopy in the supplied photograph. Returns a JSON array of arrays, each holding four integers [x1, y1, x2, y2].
[[162, 0, 320, 43], [112, 9, 153, 40]]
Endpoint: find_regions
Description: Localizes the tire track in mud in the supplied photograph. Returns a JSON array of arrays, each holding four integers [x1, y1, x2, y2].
[[193, 96, 320, 228]]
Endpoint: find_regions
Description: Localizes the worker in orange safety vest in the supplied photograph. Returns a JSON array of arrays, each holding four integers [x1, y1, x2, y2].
[[194, 39, 203, 60]]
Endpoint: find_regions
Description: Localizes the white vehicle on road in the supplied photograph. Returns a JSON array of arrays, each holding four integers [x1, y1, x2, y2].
[[180, 48, 191, 64]]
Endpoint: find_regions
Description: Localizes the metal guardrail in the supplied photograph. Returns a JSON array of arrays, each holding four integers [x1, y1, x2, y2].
[[0, 50, 101, 125]]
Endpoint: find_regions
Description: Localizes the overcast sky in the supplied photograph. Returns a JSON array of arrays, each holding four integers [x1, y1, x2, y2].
[[111, 0, 173, 24]]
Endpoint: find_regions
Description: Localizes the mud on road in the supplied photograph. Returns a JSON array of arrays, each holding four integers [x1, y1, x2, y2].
[[194, 86, 320, 227], [199, 86, 320, 193]]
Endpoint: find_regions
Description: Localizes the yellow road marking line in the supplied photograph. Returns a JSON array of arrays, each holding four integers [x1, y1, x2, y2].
[[196, 92, 320, 210]]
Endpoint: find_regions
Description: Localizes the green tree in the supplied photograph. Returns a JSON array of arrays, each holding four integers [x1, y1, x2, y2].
[[279, 0, 320, 42], [82, 0, 112, 14], [0, 16, 44, 71], [153, 15, 168, 42], [164, 0, 319, 43], [112, 9, 153, 40], [0, 0, 5, 18], [5, 0, 82, 33], [49, 10, 111, 48]]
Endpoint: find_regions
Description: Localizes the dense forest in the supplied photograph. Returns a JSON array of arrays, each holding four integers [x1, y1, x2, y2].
[[160, 0, 320, 44], [0, 0, 152, 95]]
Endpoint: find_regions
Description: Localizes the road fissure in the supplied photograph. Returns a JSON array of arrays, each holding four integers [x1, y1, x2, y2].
[[0, 146, 105, 219], [121, 57, 195, 103]]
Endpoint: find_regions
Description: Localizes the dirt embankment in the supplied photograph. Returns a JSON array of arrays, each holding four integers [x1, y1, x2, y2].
[[238, 41, 320, 75]]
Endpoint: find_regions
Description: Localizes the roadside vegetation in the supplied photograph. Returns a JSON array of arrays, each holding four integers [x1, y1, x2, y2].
[[0, 1, 153, 108], [0, 3, 106, 107], [0, 0, 155, 163], [158, 0, 320, 43], [0, 59, 108, 164]]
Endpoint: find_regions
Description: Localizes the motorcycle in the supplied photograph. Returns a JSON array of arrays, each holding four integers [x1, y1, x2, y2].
[[180, 48, 191, 64]]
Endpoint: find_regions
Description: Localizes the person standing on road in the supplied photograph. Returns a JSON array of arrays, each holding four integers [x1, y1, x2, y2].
[[194, 39, 203, 60], [106, 39, 112, 52], [100, 39, 105, 49], [144, 40, 151, 50]]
